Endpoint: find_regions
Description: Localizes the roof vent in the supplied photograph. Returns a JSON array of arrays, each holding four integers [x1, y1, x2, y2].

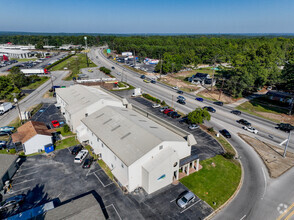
[[111, 125, 121, 131], [103, 119, 112, 124], [95, 113, 104, 119], [139, 120, 147, 122], [121, 132, 131, 140], [150, 126, 158, 129]]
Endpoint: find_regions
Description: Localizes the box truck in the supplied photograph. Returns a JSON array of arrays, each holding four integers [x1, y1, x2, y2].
[[0, 102, 13, 115]]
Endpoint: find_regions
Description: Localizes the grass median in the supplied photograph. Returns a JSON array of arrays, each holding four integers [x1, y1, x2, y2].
[[180, 155, 241, 209]]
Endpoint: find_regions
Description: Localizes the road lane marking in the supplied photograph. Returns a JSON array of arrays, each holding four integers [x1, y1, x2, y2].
[[13, 170, 39, 179], [106, 204, 122, 220], [240, 215, 246, 220], [277, 202, 294, 220], [180, 199, 200, 213], [261, 167, 267, 199], [285, 210, 294, 220]]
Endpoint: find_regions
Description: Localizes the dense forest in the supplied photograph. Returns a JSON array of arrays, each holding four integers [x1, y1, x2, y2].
[[0, 34, 293, 97]]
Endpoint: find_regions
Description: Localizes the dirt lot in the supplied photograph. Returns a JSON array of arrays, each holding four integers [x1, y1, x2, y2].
[[256, 112, 294, 124], [239, 134, 294, 178]]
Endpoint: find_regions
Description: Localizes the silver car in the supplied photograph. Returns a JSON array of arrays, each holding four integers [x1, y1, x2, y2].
[[177, 191, 195, 208]]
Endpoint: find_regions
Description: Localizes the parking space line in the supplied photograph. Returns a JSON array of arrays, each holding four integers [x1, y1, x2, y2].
[[13, 179, 35, 186], [17, 164, 48, 172], [106, 204, 122, 220], [86, 168, 102, 177], [13, 170, 39, 179], [180, 199, 200, 213], [67, 148, 71, 153], [93, 173, 114, 187], [6, 187, 30, 195], [170, 198, 177, 203]]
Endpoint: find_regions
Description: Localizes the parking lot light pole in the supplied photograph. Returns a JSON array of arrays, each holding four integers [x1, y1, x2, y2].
[[14, 98, 22, 124], [283, 131, 291, 158]]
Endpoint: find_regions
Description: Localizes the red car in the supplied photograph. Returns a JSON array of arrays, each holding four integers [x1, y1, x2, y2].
[[51, 120, 60, 128], [163, 109, 173, 114]]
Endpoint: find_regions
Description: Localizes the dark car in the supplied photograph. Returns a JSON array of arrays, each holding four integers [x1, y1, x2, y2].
[[203, 106, 216, 113], [220, 129, 231, 138], [177, 90, 184, 94], [71, 145, 83, 155], [150, 80, 156, 84], [0, 194, 25, 211], [82, 157, 93, 169], [0, 131, 11, 136], [177, 99, 186, 105], [277, 123, 294, 133], [237, 119, 251, 126], [179, 116, 190, 124], [231, 110, 241, 115], [195, 97, 204, 102], [167, 111, 175, 117], [140, 75, 146, 79], [111, 66, 115, 69], [213, 101, 224, 106], [0, 140, 7, 149], [171, 112, 181, 119]]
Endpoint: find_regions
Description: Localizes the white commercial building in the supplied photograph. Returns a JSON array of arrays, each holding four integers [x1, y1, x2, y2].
[[56, 85, 125, 132], [0, 44, 35, 59]]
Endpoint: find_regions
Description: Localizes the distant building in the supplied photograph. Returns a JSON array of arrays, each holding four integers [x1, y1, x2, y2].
[[0, 44, 33, 59], [188, 73, 216, 85], [122, 52, 132, 56], [266, 91, 294, 105], [11, 121, 55, 155]]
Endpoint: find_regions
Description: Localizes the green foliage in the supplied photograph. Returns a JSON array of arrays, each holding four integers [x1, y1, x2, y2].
[[99, 66, 111, 75], [223, 152, 235, 159], [187, 108, 211, 124], [35, 42, 44, 49], [207, 127, 214, 132], [281, 59, 294, 92], [46, 54, 74, 70], [161, 100, 166, 105], [142, 93, 161, 103], [19, 152, 25, 156], [9, 149, 16, 154], [63, 124, 70, 133]]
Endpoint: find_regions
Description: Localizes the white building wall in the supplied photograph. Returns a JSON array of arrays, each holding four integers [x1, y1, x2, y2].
[[23, 134, 52, 155]]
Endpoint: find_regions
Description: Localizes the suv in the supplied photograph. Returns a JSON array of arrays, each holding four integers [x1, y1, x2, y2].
[[74, 149, 88, 163], [220, 129, 231, 138], [179, 116, 190, 124], [176, 191, 195, 208], [277, 123, 294, 133], [177, 99, 186, 105], [71, 145, 83, 155], [213, 101, 223, 106], [237, 119, 251, 127], [231, 110, 241, 115], [203, 106, 216, 113], [171, 112, 181, 119]]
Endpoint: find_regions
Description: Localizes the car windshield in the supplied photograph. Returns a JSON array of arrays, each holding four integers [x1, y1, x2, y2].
[[181, 197, 188, 203]]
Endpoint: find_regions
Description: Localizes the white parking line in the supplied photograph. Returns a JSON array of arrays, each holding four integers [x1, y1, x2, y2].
[[170, 198, 177, 203], [106, 204, 122, 220], [6, 187, 30, 195], [180, 199, 200, 213], [13, 179, 35, 186], [93, 172, 114, 187], [13, 170, 39, 179], [240, 214, 246, 220], [17, 164, 48, 172], [86, 168, 102, 177], [67, 148, 71, 153]]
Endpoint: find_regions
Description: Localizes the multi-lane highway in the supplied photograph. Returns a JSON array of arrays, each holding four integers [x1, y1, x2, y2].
[[90, 47, 294, 220]]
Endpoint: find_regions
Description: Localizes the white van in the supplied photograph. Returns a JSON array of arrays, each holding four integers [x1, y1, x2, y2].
[[74, 149, 88, 163]]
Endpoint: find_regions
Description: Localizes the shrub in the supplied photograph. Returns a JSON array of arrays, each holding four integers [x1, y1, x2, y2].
[[207, 127, 214, 132], [223, 152, 235, 159], [142, 93, 161, 103], [63, 124, 70, 133], [161, 100, 166, 106], [9, 149, 16, 154], [19, 152, 25, 156], [99, 66, 111, 75], [46, 54, 74, 70]]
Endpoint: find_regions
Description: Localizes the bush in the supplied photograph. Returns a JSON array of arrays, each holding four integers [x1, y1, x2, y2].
[[9, 149, 16, 154], [46, 54, 75, 70], [99, 66, 111, 75], [63, 124, 70, 133], [161, 100, 166, 106], [223, 152, 235, 159], [142, 93, 161, 103], [207, 127, 214, 132], [19, 152, 25, 156]]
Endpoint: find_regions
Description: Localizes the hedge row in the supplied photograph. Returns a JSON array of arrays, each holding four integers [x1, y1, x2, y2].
[[99, 66, 111, 74], [142, 93, 161, 103], [46, 53, 75, 70]]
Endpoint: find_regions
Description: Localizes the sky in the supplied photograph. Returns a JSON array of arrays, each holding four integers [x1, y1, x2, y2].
[[0, 0, 293, 34]]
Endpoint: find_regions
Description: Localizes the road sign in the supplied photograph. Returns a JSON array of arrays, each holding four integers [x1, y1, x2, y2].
[[107, 49, 111, 54]]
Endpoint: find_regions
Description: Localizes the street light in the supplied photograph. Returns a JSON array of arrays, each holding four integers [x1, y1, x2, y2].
[[283, 130, 292, 158], [14, 98, 22, 124], [84, 36, 89, 67]]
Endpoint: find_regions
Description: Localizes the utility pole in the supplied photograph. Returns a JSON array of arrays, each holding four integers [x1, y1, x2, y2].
[[84, 36, 89, 67], [283, 131, 292, 158], [133, 50, 136, 67], [160, 55, 163, 79], [289, 98, 294, 115], [218, 78, 225, 100], [14, 97, 22, 124]]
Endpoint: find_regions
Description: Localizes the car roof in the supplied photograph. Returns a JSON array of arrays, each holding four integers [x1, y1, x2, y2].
[[182, 191, 195, 199]]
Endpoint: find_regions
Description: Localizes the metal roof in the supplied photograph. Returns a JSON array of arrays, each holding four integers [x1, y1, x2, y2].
[[82, 106, 186, 166]]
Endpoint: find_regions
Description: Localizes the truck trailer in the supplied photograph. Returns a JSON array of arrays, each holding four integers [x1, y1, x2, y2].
[[20, 69, 49, 75], [0, 102, 13, 115]]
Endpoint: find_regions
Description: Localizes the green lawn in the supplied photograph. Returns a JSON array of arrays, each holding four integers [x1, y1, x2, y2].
[[55, 136, 79, 150], [236, 100, 286, 123], [180, 155, 241, 209], [21, 77, 49, 90], [56, 127, 75, 137], [216, 136, 236, 156], [98, 159, 114, 181], [13, 58, 37, 62], [51, 53, 97, 80]]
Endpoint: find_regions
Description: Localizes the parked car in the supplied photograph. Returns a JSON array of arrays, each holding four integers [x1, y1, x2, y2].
[[213, 101, 223, 106], [231, 110, 241, 115], [177, 90, 184, 94], [0, 126, 15, 132], [152, 103, 161, 108], [220, 129, 231, 138], [0, 131, 11, 136], [74, 149, 88, 163], [237, 119, 251, 127], [163, 109, 173, 114], [176, 191, 195, 208], [0, 194, 25, 211], [140, 75, 146, 79], [171, 112, 181, 119], [179, 116, 190, 124], [189, 124, 199, 130], [0, 140, 7, 149], [159, 106, 169, 112], [51, 120, 60, 128], [71, 145, 83, 155], [177, 96, 186, 101], [243, 126, 258, 134], [167, 111, 175, 117], [82, 157, 93, 169], [172, 86, 179, 90], [195, 97, 203, 102], [203, 106, 216, 113], [177, 99, 186, 105]]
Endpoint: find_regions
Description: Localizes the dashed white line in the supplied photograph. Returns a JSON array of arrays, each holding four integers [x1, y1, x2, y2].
[[13, 171, 39, 179], [106, 204, 122, 220], [240, 214, 246, 220], [180, 199, 200, 213]]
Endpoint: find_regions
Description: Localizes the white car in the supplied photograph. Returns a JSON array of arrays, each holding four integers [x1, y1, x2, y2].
[[189, 124, 199, 130], [74, 149, 88, 163], [172, 86, 179, 90], [152, 103, 161, 108], [243, 126, 258, 134]]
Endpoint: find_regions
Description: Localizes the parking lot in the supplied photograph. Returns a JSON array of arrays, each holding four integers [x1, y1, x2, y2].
[[30, 103, 66, 129], [2, 147, 213, 219]]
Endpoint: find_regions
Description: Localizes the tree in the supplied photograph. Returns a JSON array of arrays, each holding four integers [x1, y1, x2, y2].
[[36, 42, 44, 49], [281, 59, 294, 92], [187, 108, 211, 124], [8, 67, 29, 88]]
